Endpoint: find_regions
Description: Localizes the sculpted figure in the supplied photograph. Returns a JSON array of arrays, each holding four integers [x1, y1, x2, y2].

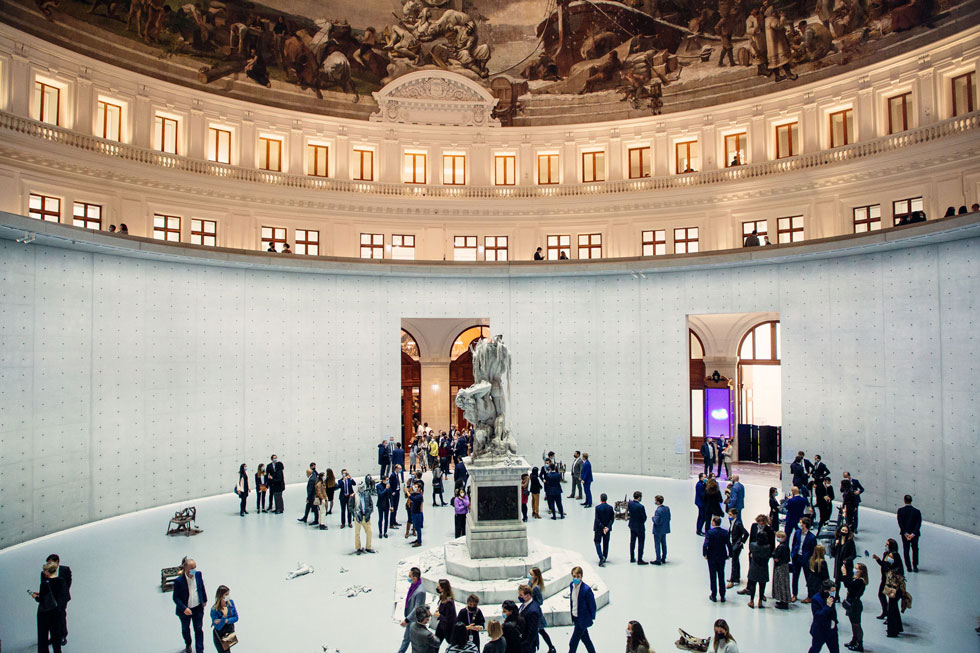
[[455, 335, 518, 458]]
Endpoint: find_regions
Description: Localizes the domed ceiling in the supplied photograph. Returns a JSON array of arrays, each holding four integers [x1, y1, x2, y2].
[[4, 0, 968, 126]]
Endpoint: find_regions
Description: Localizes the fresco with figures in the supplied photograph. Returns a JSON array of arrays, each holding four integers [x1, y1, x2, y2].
[[8, 0, 958, 121]]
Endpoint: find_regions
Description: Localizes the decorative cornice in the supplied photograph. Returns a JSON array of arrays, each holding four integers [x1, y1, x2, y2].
[[371, 71, 499, 127]]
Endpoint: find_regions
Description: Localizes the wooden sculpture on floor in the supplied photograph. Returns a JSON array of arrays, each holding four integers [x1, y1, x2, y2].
[[166, 506, 203, 536]]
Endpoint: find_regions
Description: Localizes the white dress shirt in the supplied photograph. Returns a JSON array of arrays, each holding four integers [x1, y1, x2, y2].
[[571, 582, 580, 618], [186, 572, 200, 609]]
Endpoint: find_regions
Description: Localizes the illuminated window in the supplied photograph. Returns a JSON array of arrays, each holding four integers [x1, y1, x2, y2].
[[261, 226, 286, 252], [352, 149, 374, 181], [153, 214, 181, 242], [33, 81, 60, 125], [775, 122, 799, 159], [307, 144, 329, 177], [392, 234, 416, 260], [628, 147, 651, 179], [360, 233, 383, 259], [155, 115, 178, 154], [259, 136, 282, 172], [453, 235, 477, 261], [29, 194, 60, 222], [484, 236, 508, 261], [951, 72, 975, 117], [494, 155, 516, 186], [72, 202, 102, 230], [852, 204, 881, 233], [675, 141, 699, 173], [892, 196, 923, 226], [577, 233, 602, 259], [547, 234, 570, 260], [739, 321, 780, 362], [207, 127, 231, 164], [404, 152, 426, 184], [96, 100, 122, 141], [641, 229, 666, 256], [191, 219, 217, 246], [829, 109, 853, 148], [888, 93, 911, 134], [777, 216, 804, 243], [295, 229, 319, 256], [537, 153, 559, 185], [582, 151, 605, 182], [725, 133, 747, 167], [451, 326, 490, 360], [742, 220, 767, 244], [443, 154, 466, 185], [674, 227, 699, 254]]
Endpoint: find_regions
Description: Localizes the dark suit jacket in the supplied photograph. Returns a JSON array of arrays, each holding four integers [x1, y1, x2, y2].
[[388, 471, 401, 494], [580, 460, 593, 484], [518, 600, 541, 651], [695, 480, 706, 507], [339, 477, 356, 497], [40, 566, 72, 603], [268, 461, 284, 491], [627, 500, 647, 532], [543, 471, 562, 497], [897, 505, 922, 536], [847, 478, 865, 502], [502, 613, 525, 653], [36, 575, 69, 612], [785, 495, 807, 528], [728, 518, 748, 551], [652, 504, 671, 535], [569, 582, 596, 628], [702, 526, 731, 563], [172, 571, 207, 615], [808, 592, 838, 637], [593, 502, 614, 534], [306, 473, 317, 500], [378, 443, 391, 464], [791, 528, 817, 565]]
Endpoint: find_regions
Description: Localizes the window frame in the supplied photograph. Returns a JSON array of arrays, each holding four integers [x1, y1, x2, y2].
[[29, 193, 61, 222], [577, 233, 602, 259], [493, 155, 516, 186], [742, 219, 767, 244], [443, 153, 467, 185], [951, 71, 976, 117], [155, 114, 179, 154], [852, 204, 882, 233], [453, 235, 478, 261], [404, 152, 427, 184], [72, 201, 102, 230], [546, 234, 571, 260], [391, 234, 416, 260], [537, 153, 559, 185], [258, 135, 282, 172], [673, 227, 699, 254], [774, 121, 799, 159], [307, 143, 330, 177], [191, 219, 217, 246], [724, 132, 747, 167], [887, 92, 911, 134], [892, 196, 924, 226], [34, 81, 61, 126], [828, 108, 853, 148], [737, 320, 781, 364], [627, 146, 652, 179], [261, 226, 287, 252], [777, 215, 805, 243], [96, 99, 122, 141], [360, 232, 384, 259], [641, 229, 666, 256], [352, 148, 375, 181], [674, 140, 698, 174], [581, 150, 605, 183], [295, 229, 320, 256], [484, 235, 508, 261], [153, 214, 181, 242]]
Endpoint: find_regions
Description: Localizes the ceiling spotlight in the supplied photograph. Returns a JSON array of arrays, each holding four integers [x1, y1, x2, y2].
[[16, 231, 36, 244], [639, 272, 647, 279], [631, 272, 639, 279]]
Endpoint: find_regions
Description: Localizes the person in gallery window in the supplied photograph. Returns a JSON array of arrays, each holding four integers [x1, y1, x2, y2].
[[558, 251, 569, 260], [743, 230, 761, 247], [254, 464, 268, 513], [118, 223, 129, 235], [534, 247, 544, 260], [282, 243, 292, 254], [266, 243, 277, 252], [235, 463, 249, 516]]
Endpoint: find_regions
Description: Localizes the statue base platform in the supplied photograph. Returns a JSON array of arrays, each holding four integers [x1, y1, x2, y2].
[[464, 455, 530, 559]]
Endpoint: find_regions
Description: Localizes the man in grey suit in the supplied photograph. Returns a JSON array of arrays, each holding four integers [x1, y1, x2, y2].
[[398, 567, 426, 653], [567, 451, 584, 500], [409, 606, 440, 653]]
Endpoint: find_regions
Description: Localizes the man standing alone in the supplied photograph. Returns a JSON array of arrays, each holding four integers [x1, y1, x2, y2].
[[43, 554, 71, 646], [568, 451, 584, 501], [703, 516, 731, 602], [897, 495, 921, 572], [593, 493, 614, 566]]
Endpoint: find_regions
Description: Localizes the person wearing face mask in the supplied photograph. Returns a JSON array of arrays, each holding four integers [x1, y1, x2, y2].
[[517, 585, 541, 652], [172, 556, 207, 653], [711, 619, 738, 652], [567, 567, 597, 653], [500, 600, 524, 653], [808, 579, 839, 653], [625, 620, 650, 653], [209, 585, 238, 653], [527, 568, 556, 653], [235, 464, 250, 516], [453, 487, 470, 538], [398, 567, 426, 653], [338, 469, 356, 528], [454, 594, 486, 649]]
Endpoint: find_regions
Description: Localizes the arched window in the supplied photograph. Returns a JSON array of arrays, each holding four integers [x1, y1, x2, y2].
[[737, 321, 780, 363], [401, 329, 420, 360], [690, 330, 704, 359], [450, 325, 489, 361]]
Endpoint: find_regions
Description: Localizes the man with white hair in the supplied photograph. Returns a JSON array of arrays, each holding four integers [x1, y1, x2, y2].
[[172, 556, 207, 653]]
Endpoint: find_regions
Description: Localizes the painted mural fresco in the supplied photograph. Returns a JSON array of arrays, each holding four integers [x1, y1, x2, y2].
[[12, 0, 955, 119]]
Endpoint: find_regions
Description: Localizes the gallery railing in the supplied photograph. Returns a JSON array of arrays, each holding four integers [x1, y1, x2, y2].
[[1, 109, 977, 199]]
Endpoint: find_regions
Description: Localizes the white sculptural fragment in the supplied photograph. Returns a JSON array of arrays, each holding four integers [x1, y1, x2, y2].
[[455, 334, 518, 458]]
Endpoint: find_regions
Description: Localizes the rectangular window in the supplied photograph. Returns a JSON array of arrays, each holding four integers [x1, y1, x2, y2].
[[191, 219, 217, 246], [829, 109, 853, 148], [674, 227, 699, 254], [259, 136, 282, 172], [577, 233, 602, 259], [675, 141, 699, 173], [582, 151, 605, 182], [777, 215, 805, 243], [207, 127, 231, 164], [742, 219, 767, 244], [72, 201, 102, 230], [892, 196, 924, 226], [352, 149, 374, 181], [295, 229, 319, 256], [443, 154, 466, 185], [96, 100, 122, 141], [952, 72, 975, 117], [852, 204, 882, 233], [307, 144, 329, 177], [641, 229, 666, 256], [494, 155, 516, 186], [628, 146, 651, 179], [404, 152, 426, 184], [537, 153, 559, 185], [888, 93, 911, 134], [775, 122, 799, 159], [725, 133, 747, 167], [453, 235, 478, 261], [547, 234, 570, 260], [261, 226, 287, 252], [153, 214, 181, 242], [360, 233, 383, 259], [155, 115, 178, 154], [392, 234, 416, 260], [33, 81, 60, 125], [484, 235, 508, 261], [29, 193, 61, 222]]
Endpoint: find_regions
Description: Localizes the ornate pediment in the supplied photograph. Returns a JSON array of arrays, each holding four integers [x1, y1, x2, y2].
[[372, 71, 499, 127]]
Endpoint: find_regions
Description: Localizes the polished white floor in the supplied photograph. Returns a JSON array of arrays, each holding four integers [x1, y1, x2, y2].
[[2, 471, 977, 653]]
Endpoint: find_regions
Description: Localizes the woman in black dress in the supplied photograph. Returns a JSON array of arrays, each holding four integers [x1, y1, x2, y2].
[[872, 538, 904, 618], [768, 487, 781, 532], [832, 525, 857, 598], [704, 478, 725, 520], [806, 544, 830, 599], [530, 467, 543, 519], [841, 562, 868, 651], [433, 579, 457, 646]]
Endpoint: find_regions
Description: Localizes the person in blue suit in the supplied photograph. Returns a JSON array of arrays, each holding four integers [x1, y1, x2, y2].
[[784, 486, 808, 535], [651, 494, 671, 564], [567, 567, 597, 653], [593, 493, 615, 566], [172, 557, 208, 653], [808, 579, 840, 653], [517, 584, 542, 652], [792, 517, 817, 602], [580, 453, 594, 507], [337, 469, 357, 528], [695, 473, 708, 535], [702, 516, 732, 602], [544, 465, 565, 519], [627, 491, 648, 565], [727, 475, 745, 521]]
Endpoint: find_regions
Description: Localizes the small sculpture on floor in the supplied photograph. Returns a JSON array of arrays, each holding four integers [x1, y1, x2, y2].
[[675, 628, 710, 651], [286, 562, 315, 580], [166, 506, 202, 536]]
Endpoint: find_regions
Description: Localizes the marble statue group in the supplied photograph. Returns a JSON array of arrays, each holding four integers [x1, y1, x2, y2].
[[454, 335, 518, 459]]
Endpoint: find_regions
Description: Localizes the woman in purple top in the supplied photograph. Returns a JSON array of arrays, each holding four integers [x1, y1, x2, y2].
[[453, 487, 470, 538]]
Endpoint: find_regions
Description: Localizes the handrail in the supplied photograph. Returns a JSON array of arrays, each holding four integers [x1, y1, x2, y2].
[[1, 109, 977, 199]]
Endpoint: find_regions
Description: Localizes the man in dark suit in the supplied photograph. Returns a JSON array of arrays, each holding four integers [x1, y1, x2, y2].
[[841, 472, 864, 532], [700, 440, 715, 476], [388, 466, 402, 527], [378, 439, 392, 479], [299, 463, 318, 524], [580, 453, 594, 507], [702, 516, 731, 602], [454, 458, 468, 492], [808, 579, 839, 653], [568, 567, 597, 653], [791, 517, 817, 602], [517, 585, 541, 652], [454, 435, 468, 464], [651, 495, 671, 564], [784, 486, 808, 535], [695, 473, 708, 535], [338, 469, 356, 528], [392, 442, 405, 482], [268, 454, 285, 513], [398, 567, 426, 653], [627, 491, 648, 565], [726, 508, 748, 589], [544, 465, 565, 519], [809, 455, 830, 500], [897, 494, 922, 572], [790, 451, 812, 500], [593, 493, 614, 566], [172, 556, 207, 653], [44, 554, 71, 646]]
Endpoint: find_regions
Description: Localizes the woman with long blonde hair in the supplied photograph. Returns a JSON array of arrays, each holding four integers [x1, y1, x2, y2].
[[209, 585, 238, 652], [804, 544, 830, 602], [842, 563, 869, 651]]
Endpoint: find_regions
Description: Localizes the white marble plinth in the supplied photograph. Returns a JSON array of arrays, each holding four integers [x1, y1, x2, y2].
[[465, 455, 531, 559]]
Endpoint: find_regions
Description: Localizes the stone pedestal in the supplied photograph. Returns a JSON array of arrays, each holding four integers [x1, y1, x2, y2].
[[465, 455, 530, 559]]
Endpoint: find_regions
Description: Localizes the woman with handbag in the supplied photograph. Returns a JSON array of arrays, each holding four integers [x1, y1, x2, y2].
[[841, 562, 868, 651], [254, 464, 268, 513], [236, 464, 249, 517], [872, 539, 903, 619], [210, 585, 238, 652], [314, 472, 328, 530]]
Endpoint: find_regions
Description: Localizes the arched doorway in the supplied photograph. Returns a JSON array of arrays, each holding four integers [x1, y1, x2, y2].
[[449, 325, 489, 429], [736, 320, 782, 463], [401, 329, 421, 448], [689, 329, 706, 456]]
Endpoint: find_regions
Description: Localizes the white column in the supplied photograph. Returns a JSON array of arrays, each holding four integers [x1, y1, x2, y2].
[[9, 57, 31, 117], [335, 132, 350, 179], [188, 109, 206, 160], [857, 87, 874, 141], [75, 79, 94, 136], [288, 125, 304, 175]]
